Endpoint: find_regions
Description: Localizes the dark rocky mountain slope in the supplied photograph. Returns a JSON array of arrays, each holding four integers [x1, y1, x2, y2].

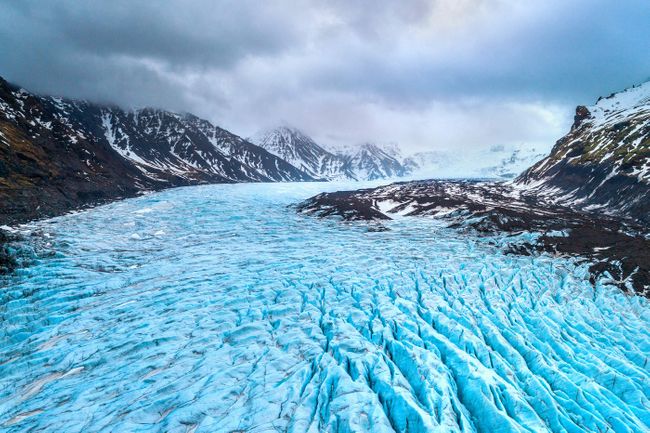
[[0, 77, 313, 225], [516, 81, 649, 224]]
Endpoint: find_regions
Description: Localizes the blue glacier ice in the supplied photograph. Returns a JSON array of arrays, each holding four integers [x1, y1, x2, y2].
[[0, 182, 648, 433]]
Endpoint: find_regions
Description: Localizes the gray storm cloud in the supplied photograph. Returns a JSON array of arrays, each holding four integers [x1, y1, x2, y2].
[[0, 0, 648, 153]]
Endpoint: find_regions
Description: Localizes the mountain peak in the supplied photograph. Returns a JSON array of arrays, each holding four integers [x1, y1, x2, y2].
[[255, 125, 316, 147], [251, 126, 343, 180], [251, 127, 412, 181], [516, 80, 649, 223], [572, 105, 591, 129]]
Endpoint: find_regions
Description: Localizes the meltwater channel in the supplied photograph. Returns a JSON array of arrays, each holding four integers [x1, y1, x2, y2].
[[1, 182, 648, 433]]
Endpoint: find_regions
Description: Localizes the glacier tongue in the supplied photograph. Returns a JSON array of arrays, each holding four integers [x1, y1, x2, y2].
[[0, 182, 648, 433]]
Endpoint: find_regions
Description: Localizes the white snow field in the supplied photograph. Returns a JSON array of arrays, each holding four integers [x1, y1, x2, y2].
[[0, 182, 648, 433]]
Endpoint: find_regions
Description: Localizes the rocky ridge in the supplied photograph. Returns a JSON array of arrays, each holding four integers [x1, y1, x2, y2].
[[0, 77, 313, 226], [516, 81, 650, 224], [297, 81, 650, 296]]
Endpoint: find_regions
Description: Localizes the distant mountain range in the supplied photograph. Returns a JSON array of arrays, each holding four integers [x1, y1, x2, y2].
[[250, 127, 355, 180], [251, 127, 407, 180], [252, 125, 544, 181]]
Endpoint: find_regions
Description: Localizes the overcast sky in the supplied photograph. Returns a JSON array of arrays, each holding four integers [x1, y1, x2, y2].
[[1, 0, 649, 154]]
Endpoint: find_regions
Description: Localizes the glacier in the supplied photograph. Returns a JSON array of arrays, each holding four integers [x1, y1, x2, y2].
[[0, 182, 648, 433]]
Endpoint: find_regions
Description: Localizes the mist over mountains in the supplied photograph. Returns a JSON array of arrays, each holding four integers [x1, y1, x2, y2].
[[252, 125, 547, 181], [1, 74, 647, 229]]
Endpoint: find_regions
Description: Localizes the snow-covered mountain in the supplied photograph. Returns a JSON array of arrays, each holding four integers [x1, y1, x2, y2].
[[403, 145, 547, 180], [96, 109, 313, 183], [252, 127, 410, 180], [338, 142, 409, 180], [0, 77, 313, 224], [516, 81, 650, 223], [325, 141, 402, 160], [253, 125, 548, 182], [250, 126, 355, 180]]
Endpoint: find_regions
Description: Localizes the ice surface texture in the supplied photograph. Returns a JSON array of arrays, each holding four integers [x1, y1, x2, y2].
[[1, 182, 648, 432]]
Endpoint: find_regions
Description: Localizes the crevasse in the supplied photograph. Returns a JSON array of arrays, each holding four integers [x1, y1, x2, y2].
[[0, 182, 648, 433]]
